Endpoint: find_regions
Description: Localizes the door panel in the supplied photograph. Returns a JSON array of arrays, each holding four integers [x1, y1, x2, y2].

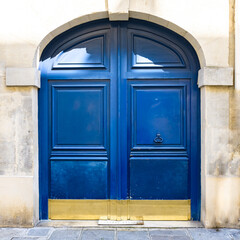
[[50, 161, 108, 199], [129, 83, 187, 149], [132, 36, 184, 68], [130, 158, 189, 199], [52, 29, 110, 70], [54, 37, 105, 67], [127, 28, 188, 71], [52, 85, 107, 147], [39, 19, 200, 221], [134, 88, 182, 146]]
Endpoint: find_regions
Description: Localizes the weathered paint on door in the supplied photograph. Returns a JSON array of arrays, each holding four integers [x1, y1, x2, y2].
[[39, 19, 200, 220]]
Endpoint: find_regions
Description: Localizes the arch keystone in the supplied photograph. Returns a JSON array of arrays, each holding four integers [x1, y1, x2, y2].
[[108, 0, 129, 21]]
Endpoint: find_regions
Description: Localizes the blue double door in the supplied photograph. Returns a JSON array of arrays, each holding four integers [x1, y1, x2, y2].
[[39, 19, 200, 220]]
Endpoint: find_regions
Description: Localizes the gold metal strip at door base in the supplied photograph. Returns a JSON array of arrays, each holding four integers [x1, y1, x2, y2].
[[48, 199, 191, 221]]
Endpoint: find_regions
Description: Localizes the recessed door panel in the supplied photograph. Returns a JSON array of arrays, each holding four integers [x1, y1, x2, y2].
[[50, 160, 108, 199], [51, 29, 110, 70], [132, 36, 184, 68], [130, 158, 189, 199], [127, 28, 187, 70], [51, 84, 108, 149], [54, 37, 104, 66], [130, 83, 187, 149]]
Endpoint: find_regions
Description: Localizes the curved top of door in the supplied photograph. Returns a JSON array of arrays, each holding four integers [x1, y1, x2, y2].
[[40, 18, 200, 73]]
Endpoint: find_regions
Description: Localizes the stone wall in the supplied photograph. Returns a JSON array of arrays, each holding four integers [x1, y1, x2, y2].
[[0, 0, 239, 228], [0, 63, 38, 226], [199, 0, 240, 228]]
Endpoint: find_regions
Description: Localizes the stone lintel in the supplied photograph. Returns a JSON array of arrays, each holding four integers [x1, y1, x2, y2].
[[108, 0, 129, 21], [6, 67, 40, 88], [198, 67, 233, 88]]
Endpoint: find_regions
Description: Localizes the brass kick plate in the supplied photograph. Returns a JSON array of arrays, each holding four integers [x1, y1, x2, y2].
[[49, 199, 191, 221]]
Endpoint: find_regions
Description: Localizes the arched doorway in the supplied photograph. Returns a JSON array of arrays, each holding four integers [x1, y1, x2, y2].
[[39, 19, 200, 221]]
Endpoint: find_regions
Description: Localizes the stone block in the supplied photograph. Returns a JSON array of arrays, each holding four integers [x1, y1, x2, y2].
[[149, 229, 188, 236], [148, 15, 169, 28], [201, 87, 232, 176], [198, 67, 233, 87], [6, 68, 40, 88], [205, 128, 231, 176], [0, 88, 36, 176], [205, 87, 230, 128], [89, 11, 109, 21], [188, 228, 233, 240], [0, 44, 38, 68], [235, 0, 240, 90], [81, 229, 114, 240], [49, 229, 81, 240], [27, 228, 51, 237], [11, 238, 40, 240], [0, 228, 27, 240], [0, 176, 34, 227], [168, 22, 188, 36], [200, 38, 229, 67], [129, 11, 149, 21], [108, 0, 129, 21], [230, 230, 240, 239], [203, 176, 240, 228], [117, 230, 148, 240], [151, 237, 172, 240]]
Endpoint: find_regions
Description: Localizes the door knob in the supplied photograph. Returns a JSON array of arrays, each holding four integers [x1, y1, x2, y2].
[[154, 133, 163, 144]]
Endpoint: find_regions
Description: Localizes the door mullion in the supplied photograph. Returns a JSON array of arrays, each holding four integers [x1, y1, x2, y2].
[[117, 23, 121, 200], [119, 22, 128, 200], [109, 23, 118, 200]]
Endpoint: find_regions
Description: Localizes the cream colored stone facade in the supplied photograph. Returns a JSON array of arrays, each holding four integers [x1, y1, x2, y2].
[[0, 0, 239, 228]]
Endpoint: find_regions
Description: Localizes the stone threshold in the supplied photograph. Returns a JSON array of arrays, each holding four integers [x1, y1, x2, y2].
[[37, 220, 203, 228]]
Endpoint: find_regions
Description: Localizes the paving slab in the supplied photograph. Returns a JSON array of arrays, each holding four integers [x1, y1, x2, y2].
[[49, 228, 81, 240], [117, 230, 149, 240], [0, 228, 27, 240], [151, 236, 172, 240], [188, 228, 233, 240], [228, 229, 240, 240], [81, 229, 115, 240], [151, 236, 190, 240], [11, 238, 43, 240], [149, 229, 191, 240], [149, 229, 188, 236], [27, 228, 52, 236], [171, 237, 191, 240]]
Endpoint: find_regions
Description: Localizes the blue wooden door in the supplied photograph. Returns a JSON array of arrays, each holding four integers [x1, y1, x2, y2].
[[39, 19, 200, 220]]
